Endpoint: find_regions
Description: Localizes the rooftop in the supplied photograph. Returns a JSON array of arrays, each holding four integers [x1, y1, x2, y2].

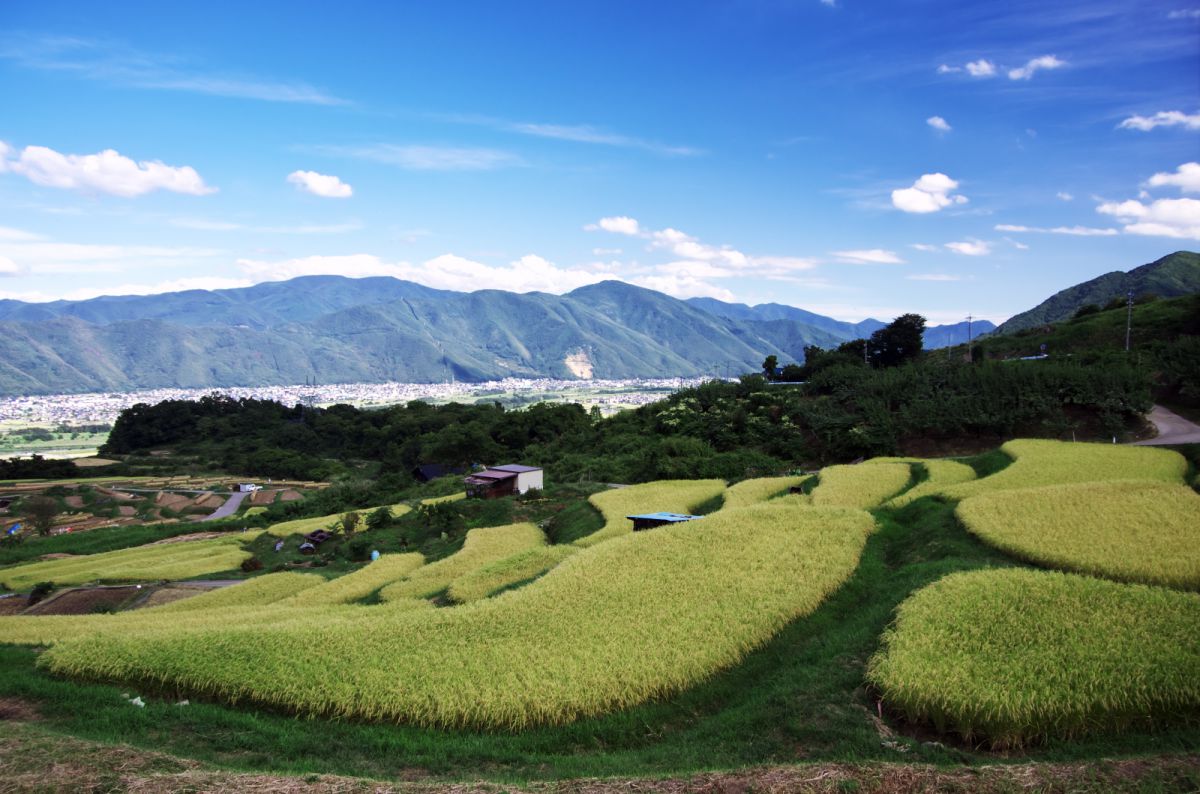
[[626, 512, 703, 522]]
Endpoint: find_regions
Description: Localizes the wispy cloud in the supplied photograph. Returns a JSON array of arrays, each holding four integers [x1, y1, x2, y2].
[[944, 240, 991, 256], [831, 249, 905, 264], [0, 34, 349, 106], [1008, 54, 1066, 80], [906, 273, 961, 282], [1118, 110, 1200, 131], [314, 144, 523, 171], [432, 113, 703, 157], [170, 218, 363, 234], [995, 223, 1118, 236], [926, 116, 952, 132], [287, 170, 353, 198]]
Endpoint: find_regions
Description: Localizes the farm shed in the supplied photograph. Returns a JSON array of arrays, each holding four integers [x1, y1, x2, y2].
[[626, 512, 703, 531], [464, 464, 543, 499]]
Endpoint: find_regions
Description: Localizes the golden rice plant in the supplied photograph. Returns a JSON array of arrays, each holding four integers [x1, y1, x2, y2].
[[937, 439, 1187, 501], [378, 523, 546, 601], [574, 479, 726, 547], [885, 460, 978, 507], [721, 476, 810, 510], [266, 502, 412, 537], [868, 568, 1200, 746], [810, 462, 911, 510], [446, 546, 577, 603], [281, 553, 425, 605], [420, 493, 465, 505], [0, 534, 259, 591], [42, 501, 872, 729], [955, 480, 1200, 590], [148, 571, 326, 613]]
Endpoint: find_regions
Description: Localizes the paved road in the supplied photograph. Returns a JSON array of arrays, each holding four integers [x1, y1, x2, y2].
[[1132, 405, 1200, 446], [201, 490, 249, 521]]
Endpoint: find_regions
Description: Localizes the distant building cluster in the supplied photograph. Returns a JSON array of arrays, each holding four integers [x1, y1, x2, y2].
[[0, 377, 714, 426]]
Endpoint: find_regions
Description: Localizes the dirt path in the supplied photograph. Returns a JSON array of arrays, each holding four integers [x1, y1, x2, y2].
[[1133, 405, 1200, 446]]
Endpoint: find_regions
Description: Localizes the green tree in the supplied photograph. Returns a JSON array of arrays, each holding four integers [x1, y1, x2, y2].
[[365, 506, 392, 531], [761, 355, 778, 379], [24, 496, 59, 536], [340, 511, 361, 535], [869, 313, 926, 368]]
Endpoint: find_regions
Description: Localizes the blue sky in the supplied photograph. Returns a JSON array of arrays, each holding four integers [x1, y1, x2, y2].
[[0, 0, 1197, 324]]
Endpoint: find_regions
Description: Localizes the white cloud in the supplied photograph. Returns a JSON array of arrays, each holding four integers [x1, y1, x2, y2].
[[1004, 237, 1031, 250], [585, 216, 641, 235], [286, 170, 352, 198], [891, 173, 968, 213], [1096, 197, 1200, 240], [629, 274, 735, 301], [910, 243, 939, 252], [1008, 55, 1066, 80], [944, 240, 991, 256], [938, 59, 995, 77], [0, 142, 215, 197], [994, 223, 1118, 236], [0, 256, 19, 275], [0, 226, 43, 241], [926, 116, 952, 132], [0, 277, 254, 303], [831, 249, 905, 264], [1057, 191, 1074, 201], [1146, 162, 1200, 193], [234, 252, 607, 294], [1168, 9, 1200, 18], [592, 247, 622, 255], [317, 144, 521, 171], [0, 241, 224, 275], [171, 217, 362, 234], [1118, 110, 1200, 132], [906, 273, 961, 281], [966, 59, 996, 77]]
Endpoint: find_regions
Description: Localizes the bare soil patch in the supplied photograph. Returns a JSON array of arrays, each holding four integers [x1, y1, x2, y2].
[[194, 492, 226, 509], [73, 457, 118, 468], [24, 586, 142, 615], [0, 697, 41, 722], [0, 596, 28, 615], [63, 495, 84, 508], [250, 489, 279, 505], [154, 492, 193, 511], [280, 489, 304, 502], [117, 505, 137, 517], [131, 586, 205, 609], [38, 552, 77, 560]]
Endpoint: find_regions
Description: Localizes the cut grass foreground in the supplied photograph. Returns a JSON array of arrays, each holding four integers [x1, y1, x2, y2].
[[41, 501, 872, 729], [868, 568, 1200, 747], [956, 480, 1200, 590], [0, 533, 259, 591]]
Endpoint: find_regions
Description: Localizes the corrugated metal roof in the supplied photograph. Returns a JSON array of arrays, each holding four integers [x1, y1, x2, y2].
[[465, 470, 518, 482], [491, 464, 542, 473], [626, 512, 703, 522]]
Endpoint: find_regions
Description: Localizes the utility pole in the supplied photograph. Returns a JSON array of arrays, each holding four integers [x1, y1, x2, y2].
[[1125, 290, 1134, 352], [966, 314, 973, 363]]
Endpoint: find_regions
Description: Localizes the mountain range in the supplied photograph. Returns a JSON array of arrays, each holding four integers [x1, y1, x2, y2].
[[5, 252, 1194, 395], [997, 251, 1200, 333]]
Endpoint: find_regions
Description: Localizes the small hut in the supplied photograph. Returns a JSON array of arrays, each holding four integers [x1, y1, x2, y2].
[[626, 512, 703, 531], [464, 464, 543, 499]]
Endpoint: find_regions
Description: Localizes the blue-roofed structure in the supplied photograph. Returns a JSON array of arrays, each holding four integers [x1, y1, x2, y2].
[[626, 512, 703, 531]]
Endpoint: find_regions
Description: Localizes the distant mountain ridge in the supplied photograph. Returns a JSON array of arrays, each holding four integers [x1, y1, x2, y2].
[[997, 251, 1200, 334], [0, 253, 1187, 396]]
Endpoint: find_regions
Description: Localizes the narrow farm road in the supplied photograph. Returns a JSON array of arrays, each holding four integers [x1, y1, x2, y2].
[[202, 491, 249, 521], [1133, 405, 1200, 446]]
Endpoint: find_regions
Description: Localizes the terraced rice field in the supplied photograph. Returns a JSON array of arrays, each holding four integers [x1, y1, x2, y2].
[[37, 500, 872, 728], [810, 462, 911, 510], [0, 533, 260, 590], [378, 523, 546, 601], [265, 502, 412, 537], [283, 553, 426, 605], [574, 480, 726, 547], [955, 481, 1200, 589], [447, 546, 578, 603], [885, 460, 977, 507], [721, 475, 809, 509], [868, 568, 1200, 746], [935, 439, 1187, 500]]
